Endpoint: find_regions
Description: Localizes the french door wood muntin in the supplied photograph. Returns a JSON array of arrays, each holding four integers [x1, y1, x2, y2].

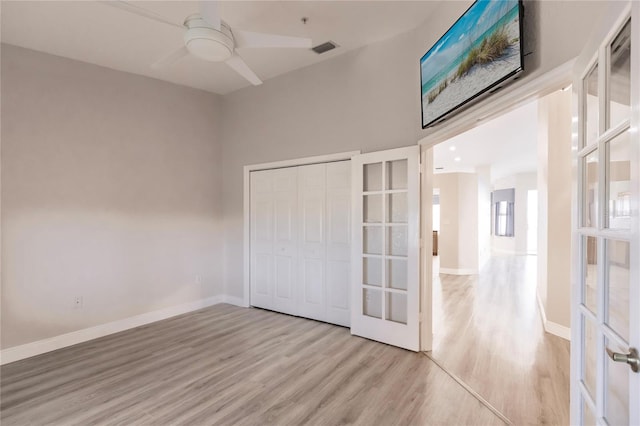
[[572, 2, 639, 424]]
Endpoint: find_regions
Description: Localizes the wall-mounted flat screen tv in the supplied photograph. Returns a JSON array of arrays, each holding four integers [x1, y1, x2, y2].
[[420, 0, 524, 128]]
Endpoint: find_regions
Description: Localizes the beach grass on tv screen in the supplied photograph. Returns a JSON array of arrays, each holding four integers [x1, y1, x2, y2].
[[420, 1, 521, 126]]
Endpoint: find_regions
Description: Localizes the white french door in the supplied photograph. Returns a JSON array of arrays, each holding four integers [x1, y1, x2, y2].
[[351, 146, 420, 351], [572, 2, 639, 425]]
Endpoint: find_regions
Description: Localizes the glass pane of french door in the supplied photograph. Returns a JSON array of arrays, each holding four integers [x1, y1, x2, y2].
[[606, 132, 631, 230], [361, 159, 409, 323], [605, 240, 630, 342], [584, 64, 599, 146], [607, 19, 631, 130]]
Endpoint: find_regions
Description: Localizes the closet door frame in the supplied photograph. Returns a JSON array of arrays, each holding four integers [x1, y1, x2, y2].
[[243, 151, 360, 308]]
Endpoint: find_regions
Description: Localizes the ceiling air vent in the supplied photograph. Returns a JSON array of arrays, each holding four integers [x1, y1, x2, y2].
[[312, 41, 338, 54]]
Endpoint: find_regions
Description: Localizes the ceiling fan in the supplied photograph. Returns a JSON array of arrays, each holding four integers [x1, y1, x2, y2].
[[104, 0, 313, 85]]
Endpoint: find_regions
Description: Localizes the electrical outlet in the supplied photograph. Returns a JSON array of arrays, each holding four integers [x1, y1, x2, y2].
[[74, 296, 83, 309]]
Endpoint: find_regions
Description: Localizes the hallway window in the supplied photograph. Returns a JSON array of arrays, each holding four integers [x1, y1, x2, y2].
[[492, 188, 515, 237]]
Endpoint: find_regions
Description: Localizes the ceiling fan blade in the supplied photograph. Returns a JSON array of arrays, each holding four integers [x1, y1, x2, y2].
[[152, 46, 189, 69], [199, 1, 221, 30], [233, 30, 312, 49], [225, 53, 262, 86], [99, 1, 184, 29]]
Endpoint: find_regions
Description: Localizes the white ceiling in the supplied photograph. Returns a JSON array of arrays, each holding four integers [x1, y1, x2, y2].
[[1, 1, 441, 95], [433, 100, 539, 182]]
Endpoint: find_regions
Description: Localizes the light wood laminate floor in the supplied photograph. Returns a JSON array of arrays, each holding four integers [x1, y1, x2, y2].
[[2, 303, 504, 425], [431, 254, 571, 426], [2, 254, 569, 425]]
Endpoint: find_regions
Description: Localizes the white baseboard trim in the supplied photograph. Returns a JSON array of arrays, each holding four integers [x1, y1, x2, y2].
[[439, 267, 478, 275], [0, 296, 225, 365], [536, 293, 570, 341], [491, 248, 528, 256], [536, 292, 548, 326], [491, 247, 515, 255], [545, 321, 571, 341], [222, 295, 247, 307]]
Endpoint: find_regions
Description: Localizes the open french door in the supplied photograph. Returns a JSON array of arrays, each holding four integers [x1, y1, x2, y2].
[[572, 2, 639, 425], [351, 146, 420, 351]]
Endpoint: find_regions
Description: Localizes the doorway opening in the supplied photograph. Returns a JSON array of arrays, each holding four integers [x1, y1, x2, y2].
[[426, 88, 573, 425], [432, 188, 440, 260]]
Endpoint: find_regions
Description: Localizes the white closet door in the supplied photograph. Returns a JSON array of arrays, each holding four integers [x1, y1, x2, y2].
[[250, 169, 275, 310], [250, 160, 351, 327], [326, 161, 352, 327], [298, 163, 327, 321], [271, 167, 299, 316], [250, 167, 298, 315]]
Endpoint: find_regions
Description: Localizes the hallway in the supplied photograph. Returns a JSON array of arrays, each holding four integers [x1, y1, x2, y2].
[[430, 255, 570, 425]]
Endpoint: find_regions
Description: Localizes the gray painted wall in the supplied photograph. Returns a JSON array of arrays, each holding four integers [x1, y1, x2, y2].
[[1, 45, 224, 349]]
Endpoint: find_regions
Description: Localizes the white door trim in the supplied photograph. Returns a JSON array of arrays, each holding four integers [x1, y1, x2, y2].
[[420, 146, 434, 351], [416, 62, 582, 356], [243, 151, 360, 308]]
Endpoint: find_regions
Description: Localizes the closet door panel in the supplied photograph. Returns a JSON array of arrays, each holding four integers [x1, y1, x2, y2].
[[302, 259, 324, 304], [298, 163, 327, 321], [250, 171, 275, 309], [272, 167, 298, 316], [326, 161, 351, 326], [327, 260, 350, 325]]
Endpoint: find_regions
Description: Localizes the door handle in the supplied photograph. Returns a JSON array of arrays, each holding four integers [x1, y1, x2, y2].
[[606, 347, 639, 373]]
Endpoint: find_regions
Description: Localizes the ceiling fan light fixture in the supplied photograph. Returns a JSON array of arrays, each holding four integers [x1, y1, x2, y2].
[[184, 16, 234, 62], [185, 34, 232, 61], [116, 3, 310, 85]]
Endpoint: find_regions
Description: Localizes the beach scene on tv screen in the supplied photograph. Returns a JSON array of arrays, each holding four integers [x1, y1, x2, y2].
[[421, 0, 521, 126]]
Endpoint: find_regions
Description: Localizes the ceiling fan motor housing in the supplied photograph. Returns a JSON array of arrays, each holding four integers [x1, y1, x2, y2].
[[184, 15, 234, 62]]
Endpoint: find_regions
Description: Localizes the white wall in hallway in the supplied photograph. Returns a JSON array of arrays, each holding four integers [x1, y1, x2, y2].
[[537, 89, 572, 331], [515, 173, 538, 255], [477, 167, 492, 270], [433, 172, 479, 274]]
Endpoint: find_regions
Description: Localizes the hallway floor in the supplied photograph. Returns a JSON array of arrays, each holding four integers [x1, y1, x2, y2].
[[430, 254, 570, 425]]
